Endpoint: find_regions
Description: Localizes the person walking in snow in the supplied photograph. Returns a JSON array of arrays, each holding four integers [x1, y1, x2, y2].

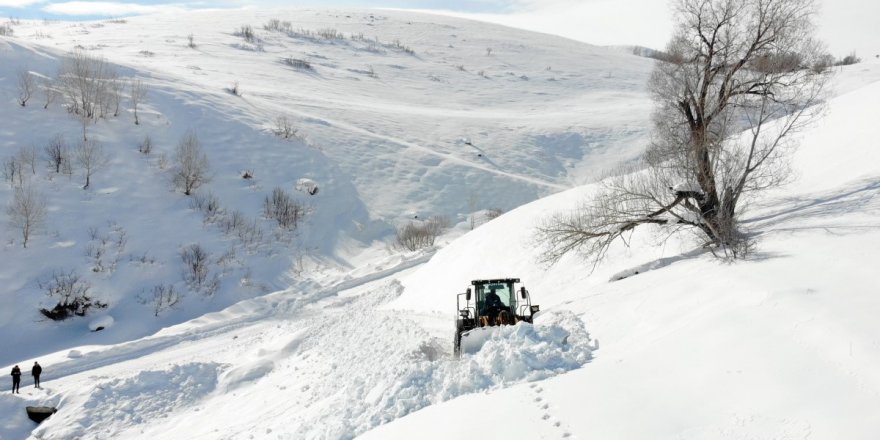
[[32, 361, 42, 389], [11, 365, 21, 394]]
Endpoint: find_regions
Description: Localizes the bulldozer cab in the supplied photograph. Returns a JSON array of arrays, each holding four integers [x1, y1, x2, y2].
[[454, 278, 540, 357], [457, 278, 538, 327], [475, 281, 514, 317]]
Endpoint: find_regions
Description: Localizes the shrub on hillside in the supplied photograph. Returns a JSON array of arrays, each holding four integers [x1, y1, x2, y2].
[[263, 187, 305, 231], [38, 269, 107, 320], [235, 25, 255, 42], [144, 284, 181, 317], [395, 216, 448, 251], [273, 115, 301, 139], [283, 57, 313, 70], [180, 243, 210, 287]]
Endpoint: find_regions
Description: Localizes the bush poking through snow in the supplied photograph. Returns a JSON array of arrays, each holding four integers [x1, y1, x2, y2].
[[390, 39, 415, 54], [138, 135, 153, 154], [273, 115, 301, 139], [485, 208, 504, 222], [84, 222, 127, 273], [282, 57, 313, 70], [3, 155, 25, 187], [235, 25, 255, 42], [228, 81, 241, 96], [317, 28, 344, 40], [190, 191, 222, 221], [37, 269, 107, 320], [395, 216, 448, 251], [263, 187, 305, 231], [180, 244, 210, 288], [146, 284, 181, 317]]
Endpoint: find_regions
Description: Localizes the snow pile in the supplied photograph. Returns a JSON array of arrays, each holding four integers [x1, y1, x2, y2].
[[88, 316, 115, 332], [460, 311, 593, 381], [35, 363, 223, 440], [246, 282, 594, 439]]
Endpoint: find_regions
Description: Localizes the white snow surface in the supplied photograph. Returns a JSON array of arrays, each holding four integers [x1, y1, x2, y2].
[[0, 7, 878, 440]]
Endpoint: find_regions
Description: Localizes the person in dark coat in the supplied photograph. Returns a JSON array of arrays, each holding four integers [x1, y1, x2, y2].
[[32, 361, 42, 389], [11, 365, 21, 394]]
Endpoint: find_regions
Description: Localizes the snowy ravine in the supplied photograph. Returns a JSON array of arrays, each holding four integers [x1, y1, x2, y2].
[[1, 7, 659, 370], [2, 271, 594, 440]]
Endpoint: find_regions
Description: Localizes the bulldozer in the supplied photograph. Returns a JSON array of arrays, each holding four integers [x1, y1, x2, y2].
[[454, 278, 540, 357]]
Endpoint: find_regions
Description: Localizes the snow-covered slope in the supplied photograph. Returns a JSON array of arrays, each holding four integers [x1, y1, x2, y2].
[[367, 74, 880, 439], [0, 8, 654, 369], [1, 8, 879, 440]]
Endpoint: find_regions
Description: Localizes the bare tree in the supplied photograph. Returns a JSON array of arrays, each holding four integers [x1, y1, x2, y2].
[[58, 50, 117, 140], [37, 269, 106, 320], [44, 134, 69, 174], [538, 0, 830, 264], [129, 78, 147, 125], [108, 73, 124, 117], [2, 156, 24, 187], [7, 183, 47, 248], [17, 68, 34, 107], [180, 243, 209, 287], [75, 139, 108, 189], [172, 130, 210, 195], [263, 187, 306, 230], [148, 284, 181, 317], [395, 216, 449, 251], [40, 76, 59, 109], [17, 145, 37, 177]]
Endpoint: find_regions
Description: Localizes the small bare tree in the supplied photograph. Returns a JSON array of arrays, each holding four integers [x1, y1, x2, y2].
[[44, 134, 69, 174], [129, 78, 147, 125], [37, 269, 106, 320], [58, 50, 118, 139], [16, 145, 37, 177], [40, 76, 59, 109], [75, 139, 108, 189], [272, 115, 300, 139], [2, 156, 24, 187], [395, 216, 448, 251], [7, 183, 47, 248], [263, 187, 305, 230], [17, 68, 34, 106], [172, 130, 210, 195], [138, 135, 152, 154], [538, 0, 830, 264], [181, 243, 209, 287], [148, 284, 181, 316], [108, 74, 124, 117]]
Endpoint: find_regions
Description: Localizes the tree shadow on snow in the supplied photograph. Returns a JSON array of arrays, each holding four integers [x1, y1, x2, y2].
[[608, 248, 708, 281], [743, 175, 880, 233]]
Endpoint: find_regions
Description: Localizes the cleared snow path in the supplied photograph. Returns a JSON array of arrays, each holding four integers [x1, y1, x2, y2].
[[9, 256, 593, 440]]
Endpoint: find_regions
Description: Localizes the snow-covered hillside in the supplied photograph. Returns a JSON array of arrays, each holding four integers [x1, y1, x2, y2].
[[0, 8, 654, 368], [1, 7, 879, 440]]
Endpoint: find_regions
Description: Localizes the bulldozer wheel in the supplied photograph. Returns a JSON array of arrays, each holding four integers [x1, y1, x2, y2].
[[454, 320, 463, 358]]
